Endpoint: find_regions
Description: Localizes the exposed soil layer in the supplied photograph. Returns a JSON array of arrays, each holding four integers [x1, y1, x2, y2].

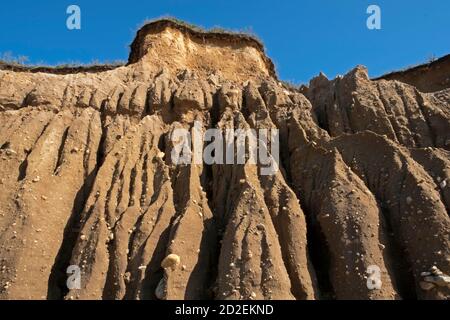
[[375, 54, 450, 93], [0, 20, 449, 300]]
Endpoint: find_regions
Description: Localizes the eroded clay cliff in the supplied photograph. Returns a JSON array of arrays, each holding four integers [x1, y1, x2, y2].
[[0, 19, 449, 300]]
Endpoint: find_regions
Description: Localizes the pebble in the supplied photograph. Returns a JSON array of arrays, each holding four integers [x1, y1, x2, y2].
[[430, 266, 439, 274], [80, 234, 87, 241], [420, 266, 450, 288], [419, 281, 435, 291], [32, 176, 40, 183], [256, 224, 265, 231], [157, 152, 165, 158], [433, 275, 450, 287], [440, 180, 447, 189], [161, 254, 181, 271], [5, 149, 16, 156], [406, 196, 413, 205]]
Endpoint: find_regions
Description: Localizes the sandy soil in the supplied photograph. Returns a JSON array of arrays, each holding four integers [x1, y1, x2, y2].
[[0, 19, 449, 300]]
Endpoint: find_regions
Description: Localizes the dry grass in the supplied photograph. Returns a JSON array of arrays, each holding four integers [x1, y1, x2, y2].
[[0, 50, 126, 73], [136, 16, 264, 47]]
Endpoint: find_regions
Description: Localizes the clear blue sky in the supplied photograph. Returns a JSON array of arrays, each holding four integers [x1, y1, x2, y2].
[[0, 0, 448, 84]]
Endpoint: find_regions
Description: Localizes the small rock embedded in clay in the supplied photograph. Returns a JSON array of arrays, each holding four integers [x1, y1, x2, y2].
[[161, 253, 181, 270]]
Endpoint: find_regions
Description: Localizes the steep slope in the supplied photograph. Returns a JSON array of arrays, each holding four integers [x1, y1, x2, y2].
[[0, 19, 449, 300]]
